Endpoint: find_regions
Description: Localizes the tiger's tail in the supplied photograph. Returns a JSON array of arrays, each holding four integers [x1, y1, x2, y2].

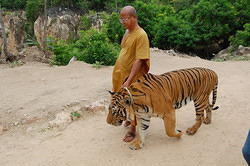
[[211, 84, 219, 110]]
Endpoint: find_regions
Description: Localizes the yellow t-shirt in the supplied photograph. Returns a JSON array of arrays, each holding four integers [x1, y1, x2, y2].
[[112, 27, 150, 92]]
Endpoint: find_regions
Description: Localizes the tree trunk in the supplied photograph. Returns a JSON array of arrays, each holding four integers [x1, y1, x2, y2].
[[42, 0, 48, 57]]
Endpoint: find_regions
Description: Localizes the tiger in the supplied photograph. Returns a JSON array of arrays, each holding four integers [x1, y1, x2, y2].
[[106, 67, 219, 150]]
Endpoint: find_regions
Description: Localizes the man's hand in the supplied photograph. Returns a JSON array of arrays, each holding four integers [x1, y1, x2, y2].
[[121, 79, 132, 88], [121, 59, 147, 89]]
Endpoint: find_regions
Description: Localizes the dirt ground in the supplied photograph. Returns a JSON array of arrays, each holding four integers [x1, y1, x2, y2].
[[0, 49, 249, 166]]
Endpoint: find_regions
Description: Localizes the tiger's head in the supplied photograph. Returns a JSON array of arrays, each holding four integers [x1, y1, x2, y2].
[[106, 89, 132, 126]]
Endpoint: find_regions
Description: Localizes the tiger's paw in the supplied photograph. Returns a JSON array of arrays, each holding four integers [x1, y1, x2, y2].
[[203, 118, 211, 124], [186, 128, 197, 135], [129, 138, 143, 150], [176, 130, 183, 138]]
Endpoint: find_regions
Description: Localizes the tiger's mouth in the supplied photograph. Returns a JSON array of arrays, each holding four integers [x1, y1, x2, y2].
[[110, 119, 123, 126], [113, 119, 123, 126]]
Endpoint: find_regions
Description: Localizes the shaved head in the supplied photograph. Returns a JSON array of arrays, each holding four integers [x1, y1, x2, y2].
[[120, 6, 137, 18]]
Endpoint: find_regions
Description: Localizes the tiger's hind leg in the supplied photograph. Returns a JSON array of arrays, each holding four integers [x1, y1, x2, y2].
[[186, 98, 207, 135], [204, 105, 212, 124]]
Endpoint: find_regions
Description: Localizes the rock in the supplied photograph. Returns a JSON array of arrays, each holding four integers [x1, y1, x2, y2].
[[48, 112, 72, 128], [214, 46, 232, 59], [84, 99, 108, 112], [68, 56, 77, 65], [166, 49, 177, 56], [215, 46, 250, 59], [34, 7, 80, 49], [0, 11, 26, 57], [14, 122, 19, 126], [235, 45, 250, 56]]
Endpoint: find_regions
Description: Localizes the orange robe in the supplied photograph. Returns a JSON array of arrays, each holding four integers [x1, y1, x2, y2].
[[112, 27, 150, 92]]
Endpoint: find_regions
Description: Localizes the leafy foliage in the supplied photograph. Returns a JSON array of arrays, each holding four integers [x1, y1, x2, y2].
[[230, 23, 250, 48], [49, 41, 77, 66], [50, 29, 119, 66], [79, 15, 92, 31], [132, 1, 175, 46], [0, 0, 27, 10], [75, 29, 119, 65], [153, 16, 198, 51], [103, 12, 124, 44], [25, 0, 43, 23], [233, 0, 250, 30]]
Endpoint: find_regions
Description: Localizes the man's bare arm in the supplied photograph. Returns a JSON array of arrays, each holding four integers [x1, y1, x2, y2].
[[122, 59, 147, 88]]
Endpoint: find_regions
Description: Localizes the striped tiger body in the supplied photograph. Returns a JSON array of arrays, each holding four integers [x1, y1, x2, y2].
[[106, 67, 219, 150]]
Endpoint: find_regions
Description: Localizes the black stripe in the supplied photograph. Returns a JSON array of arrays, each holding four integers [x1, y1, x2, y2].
[[143, 82, 153, 89], [141, 118, 150, 122], [141, 123, 149, 130], [149, 74, 165, 90]]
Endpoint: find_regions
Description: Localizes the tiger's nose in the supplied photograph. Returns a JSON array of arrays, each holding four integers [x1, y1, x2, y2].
[[106, 113, 113, 124]]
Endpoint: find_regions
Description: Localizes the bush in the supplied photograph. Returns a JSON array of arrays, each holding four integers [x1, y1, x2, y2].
[[25, 0, 43, 23], [176, 0, 239, 57], [153, 16, 198, 51], [132, 1, 175, 46], [1, 0, 27, 10], [79, 16, 92, 30], [103, 12, 124, 44], [230, 23, 250, 48], [50, 29, 119, 66], [50, 40, 80, 66], [76, 29, 119, 65], [233, 0, 250, 30], [183, 0, 237, 42]]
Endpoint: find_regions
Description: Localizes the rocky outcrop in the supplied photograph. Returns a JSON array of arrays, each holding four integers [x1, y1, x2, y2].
[[214, 45, 250, 60], [88, 13, 103, 30], [34, 8, 80, 48], [0, 11, 26, 57]]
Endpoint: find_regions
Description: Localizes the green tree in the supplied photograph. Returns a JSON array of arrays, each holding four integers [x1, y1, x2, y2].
[[0, 0, 27, 10], [177, 0, 238, 57], [103, 12, 124, 44], [25, 0, 43, 23], [153, 16, 198, 51], [230, 23, 250, 48], [233, 0, 250, 30], [132, 1, 175, 46]]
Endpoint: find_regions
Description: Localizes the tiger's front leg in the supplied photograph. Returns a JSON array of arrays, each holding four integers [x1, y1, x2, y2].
[[163, 108, 183, 138], [129, 115, 151, 150]]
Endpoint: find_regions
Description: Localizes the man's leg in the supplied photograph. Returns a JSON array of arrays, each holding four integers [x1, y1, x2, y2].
[[123, 120, 136, 142]]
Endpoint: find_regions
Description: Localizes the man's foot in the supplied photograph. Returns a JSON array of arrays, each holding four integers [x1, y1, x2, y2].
[[123, 131, 135, 142]]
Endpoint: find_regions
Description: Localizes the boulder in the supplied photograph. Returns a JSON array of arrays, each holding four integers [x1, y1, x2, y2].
[[0, 11, 26, 56], [34, 7, 80, 48], [233, 45, 250, 57], [215, 45, 250, 60]]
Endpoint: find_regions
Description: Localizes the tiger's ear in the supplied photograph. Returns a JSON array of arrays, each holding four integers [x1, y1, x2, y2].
[[108, 90, 116, 95], [124, 97, 131, 105]]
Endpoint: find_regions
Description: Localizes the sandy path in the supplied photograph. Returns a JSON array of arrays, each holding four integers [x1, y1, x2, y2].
[[0, 51, 249, 166]]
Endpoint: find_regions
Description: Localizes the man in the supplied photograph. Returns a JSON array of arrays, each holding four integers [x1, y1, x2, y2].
[[112, 6, 150, 142], [243, 130, 250, 165]]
